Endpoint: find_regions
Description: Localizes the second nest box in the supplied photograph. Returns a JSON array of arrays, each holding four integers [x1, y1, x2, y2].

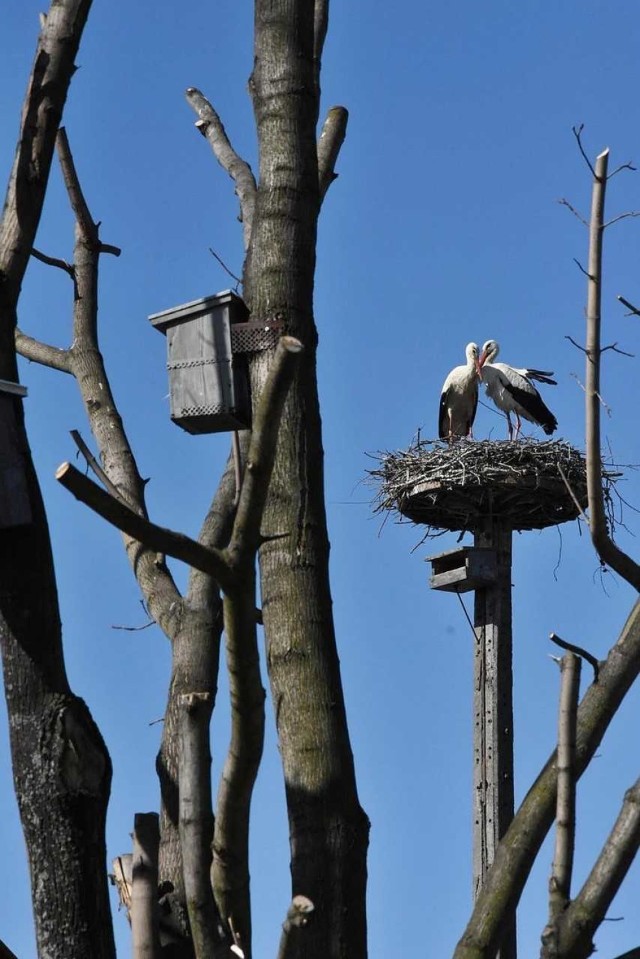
[[150, 290, 281, 435]]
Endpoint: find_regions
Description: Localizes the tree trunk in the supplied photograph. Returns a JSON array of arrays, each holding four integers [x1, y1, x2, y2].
[[0, 3, 114, 955], [0, 453, 114, 959], [244, 2, 369, 956]]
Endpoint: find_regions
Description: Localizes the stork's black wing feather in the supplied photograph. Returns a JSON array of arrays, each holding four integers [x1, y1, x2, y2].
[[438, 390, 449, 439], [502, 380, 558, 434], [526, 369, 557, 386]]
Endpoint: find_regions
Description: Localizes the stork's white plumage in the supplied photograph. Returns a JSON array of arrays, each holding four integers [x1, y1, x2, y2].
[[478, 339, 558, 440], [438, 342, 481, 442]]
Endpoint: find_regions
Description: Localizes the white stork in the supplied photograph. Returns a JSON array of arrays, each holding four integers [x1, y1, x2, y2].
[[478, 339, 558, 440], [438, 342, 482, 442]]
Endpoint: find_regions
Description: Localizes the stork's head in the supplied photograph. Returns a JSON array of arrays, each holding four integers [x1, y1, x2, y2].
[[466, 342, 483, 379], [479, 339, 499, 368]]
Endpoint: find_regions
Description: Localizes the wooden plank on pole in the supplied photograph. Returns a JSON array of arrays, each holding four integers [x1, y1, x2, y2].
[[473, 519, 516, 959]]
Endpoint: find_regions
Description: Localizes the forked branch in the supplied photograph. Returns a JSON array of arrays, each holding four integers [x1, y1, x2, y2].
[[553, 777, 640, 958]]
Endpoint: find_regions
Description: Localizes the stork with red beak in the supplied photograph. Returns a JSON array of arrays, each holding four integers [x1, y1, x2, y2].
[[438, 342, 482, 442], [478, 339, 558, 440]]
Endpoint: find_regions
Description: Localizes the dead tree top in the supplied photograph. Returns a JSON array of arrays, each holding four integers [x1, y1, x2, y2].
[[370, 438, 618, 535]]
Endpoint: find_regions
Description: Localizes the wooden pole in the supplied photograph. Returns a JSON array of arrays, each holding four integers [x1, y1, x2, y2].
[[473, 518, 516, 959]]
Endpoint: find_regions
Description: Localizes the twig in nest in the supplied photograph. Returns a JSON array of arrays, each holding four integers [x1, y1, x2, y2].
[[557, 463, 587, 523]]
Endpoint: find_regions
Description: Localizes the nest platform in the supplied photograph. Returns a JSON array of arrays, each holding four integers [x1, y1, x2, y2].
[[371, 439, 592, 534]]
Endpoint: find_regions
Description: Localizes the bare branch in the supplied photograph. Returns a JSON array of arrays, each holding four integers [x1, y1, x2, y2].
[[227, 337, 304, 568], [178, 693, 228, 959], [607, 162, 637, 179], [55, 462, 235, 593], [572, 124, 596, 178], [314, 0, 329, 70], [15, 327, 72, 373], [56, 127, 97, 243], [185, 87, 257, 250], [31, 247, 75, 277], [131, 813, 161, 959], [212, 580, 265, 957], [0, 0, 93, 313], [554, 777, 640, 958], [546, 654, 581, 936], [604, 211, 640, 228], [601, 342, 634, 357], [618, 295, 640, 317], [573, 258, 592, 279], [318, 107, 349, 203], [276, 896, 315, 959], [558, 198, 588, 227], [549, 632, 600, 683], [583, 147, 640, 589], [565, 335, 588, 354]]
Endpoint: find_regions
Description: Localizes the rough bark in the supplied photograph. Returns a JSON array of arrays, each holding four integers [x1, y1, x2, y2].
[[0, 4, 115, 957], [244, 2, 369, 956], [132, 813, 162, 959]]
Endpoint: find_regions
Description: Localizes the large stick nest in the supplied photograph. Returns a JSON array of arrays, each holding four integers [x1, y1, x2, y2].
[[370, 439, 617, 534]]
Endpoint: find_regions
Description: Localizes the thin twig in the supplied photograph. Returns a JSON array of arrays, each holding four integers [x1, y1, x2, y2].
[[566, 335, 588, 354], [607, 162, 637, 179], [558, 198, 588, 227], [601, 342, 634, 357], [549, 632, 600, 683], [572, 124, 596, 178], [573, 258, 592, 278], [209, 248, 242, 289], [604, 211, 640, 228]]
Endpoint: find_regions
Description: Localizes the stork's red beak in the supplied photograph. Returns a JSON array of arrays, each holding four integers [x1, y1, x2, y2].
[[475, 357, 483, 381], [478, 349, 488, 368]]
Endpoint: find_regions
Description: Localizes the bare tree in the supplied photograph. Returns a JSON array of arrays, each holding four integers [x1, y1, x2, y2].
[[3, 1, 367, 958]]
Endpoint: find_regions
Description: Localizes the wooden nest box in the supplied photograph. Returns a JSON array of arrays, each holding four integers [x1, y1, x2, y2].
[[427, 546, 498, 592], [371, 439, 596, 534], [149, 290, 282, 435]]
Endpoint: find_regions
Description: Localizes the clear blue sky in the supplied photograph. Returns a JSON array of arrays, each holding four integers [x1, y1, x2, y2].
[[2, 2, 640, 956]]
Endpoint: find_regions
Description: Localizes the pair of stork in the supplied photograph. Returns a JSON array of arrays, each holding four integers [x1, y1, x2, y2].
[[439, 340, 558, 442]]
